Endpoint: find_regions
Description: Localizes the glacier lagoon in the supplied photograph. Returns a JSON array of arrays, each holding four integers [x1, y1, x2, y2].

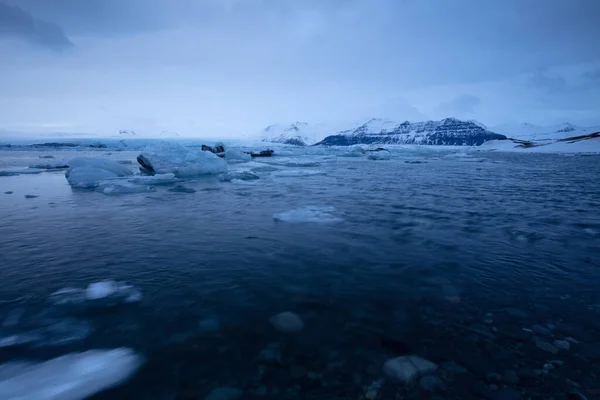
[[1, 143, 600, 399]]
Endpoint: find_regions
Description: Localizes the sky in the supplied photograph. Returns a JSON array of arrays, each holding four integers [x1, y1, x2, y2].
[[1, 0, 600, 137]]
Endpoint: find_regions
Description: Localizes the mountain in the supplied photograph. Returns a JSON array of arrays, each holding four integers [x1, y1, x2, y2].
[[491, 122, 600, 142], [316, 118, 506, 146], [259, 122, 334, 146]]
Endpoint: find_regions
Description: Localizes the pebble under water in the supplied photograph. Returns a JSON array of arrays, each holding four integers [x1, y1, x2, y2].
[[1, 147, 600, 400]]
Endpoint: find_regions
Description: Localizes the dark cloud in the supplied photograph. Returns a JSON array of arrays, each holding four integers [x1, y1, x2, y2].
[[0, 2, 72, 50], [529, 71, 568, 93], [438, 95, 481, 115]]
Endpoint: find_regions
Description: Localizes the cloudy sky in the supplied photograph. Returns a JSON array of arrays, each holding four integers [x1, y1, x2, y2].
[[1, 0, 599, 137]]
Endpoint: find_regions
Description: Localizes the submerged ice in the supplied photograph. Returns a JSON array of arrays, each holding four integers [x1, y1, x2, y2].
[[51, 281, 142, 309], [274, 206, 342, 223], [0, 348, 142, 400]]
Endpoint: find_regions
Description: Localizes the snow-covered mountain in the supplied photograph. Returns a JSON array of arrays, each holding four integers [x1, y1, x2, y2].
[[115, 129, 180, 138], [259, 122, 335, 146], [316, 118, 505, 146], [491, 122, 600, 142]]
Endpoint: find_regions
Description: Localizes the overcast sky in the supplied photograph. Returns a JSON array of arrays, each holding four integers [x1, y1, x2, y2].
[[1, 0, 599, 137]]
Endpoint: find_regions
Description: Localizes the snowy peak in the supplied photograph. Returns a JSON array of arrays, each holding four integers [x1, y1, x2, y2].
[[260, 122, 332, 146]]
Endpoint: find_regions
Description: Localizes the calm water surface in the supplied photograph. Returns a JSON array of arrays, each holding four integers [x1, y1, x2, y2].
[[1, 147, 599, 399]]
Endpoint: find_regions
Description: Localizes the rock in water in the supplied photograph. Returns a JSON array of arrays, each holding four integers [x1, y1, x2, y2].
[[492, 387, 523, 400], [383, 355, 438, 384], [535, 339, 558, 354], [204, 387, 243, 400], [270, 312, 304, 333], [554, 339, 571, 350], [419, 375, 444, 392]]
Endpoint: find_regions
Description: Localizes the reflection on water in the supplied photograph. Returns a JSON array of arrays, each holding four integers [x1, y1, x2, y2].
[[1, 147, 600, 399]]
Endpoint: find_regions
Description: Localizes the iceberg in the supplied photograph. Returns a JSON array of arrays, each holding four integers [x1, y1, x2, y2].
[[96, 181, 155, 195], [65, 158, 133, 189], [0, 348, 142, 400], [129, 173, 177, 185], [137, 142, 227, 177]]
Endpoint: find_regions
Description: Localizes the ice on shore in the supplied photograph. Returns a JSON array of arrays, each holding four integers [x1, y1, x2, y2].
[[138, 142, 227, 177], [0, 348, 142, 400], [65, 158, 133, 188], [274, 206, 342, 223]]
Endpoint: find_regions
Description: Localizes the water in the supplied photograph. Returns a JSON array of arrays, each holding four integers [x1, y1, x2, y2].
[[1, 146, 600, 399]]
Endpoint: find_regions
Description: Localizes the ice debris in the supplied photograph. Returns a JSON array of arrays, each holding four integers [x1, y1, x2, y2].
[[137, 142, 227, 177], [65, 158, 133, 188], [274, 206, 341, 223], [0, 348, 142, 400], [29, 161, 69, 170], [129, 173, 177, 185]]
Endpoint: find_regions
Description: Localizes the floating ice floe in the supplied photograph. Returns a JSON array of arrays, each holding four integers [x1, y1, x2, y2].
[[128, 173, 177, 185], [137, 142, 227, 177], [0, 168, 45, 176], [219, 171, 260, 182], [272, 169, 325, 178], [29, 161, 69, 170], [65, 158, 133, 189], [367, 151, 392, 160], [273, 206, 342, 223], [0, 348, 142, 400], [50, 281, 142, 310], [96, 180, 155, 195]]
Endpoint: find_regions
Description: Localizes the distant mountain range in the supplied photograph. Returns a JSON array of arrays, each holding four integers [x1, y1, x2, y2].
[[260, 118, 506, 146], [116, 129, 180, 138], [259, 118, 600, 147], [490, 122, 600, 142]]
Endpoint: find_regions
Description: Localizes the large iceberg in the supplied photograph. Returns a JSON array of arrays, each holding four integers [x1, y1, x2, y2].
[[137, 142, 227, 177], [0, 348, 142, 400], [65, 158, 133, 188]]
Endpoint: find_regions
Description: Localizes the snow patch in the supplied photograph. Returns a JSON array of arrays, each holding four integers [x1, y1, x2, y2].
[[274, 206, 341, 223], [0, 348, 142, 400]]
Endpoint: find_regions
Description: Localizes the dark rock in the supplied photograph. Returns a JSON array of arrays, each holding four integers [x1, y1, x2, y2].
[[502, 308, 529, 319], [24, 194, 38, 199], [420, 376, 445, 392], [4, 191, 12, 194], [535, 338, 558, 354], [290, 365, 306, 379], [532, 324, 553, 337], [503, 370, 519, 385], [472, 381, 493, 398], [486, 373, 502, 383], [204, 387, 243, 400], [554, 323, 595, 341], [517, 368, 538, 379], [492, 387, 523, 400], [579, 342, 600, 359]]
